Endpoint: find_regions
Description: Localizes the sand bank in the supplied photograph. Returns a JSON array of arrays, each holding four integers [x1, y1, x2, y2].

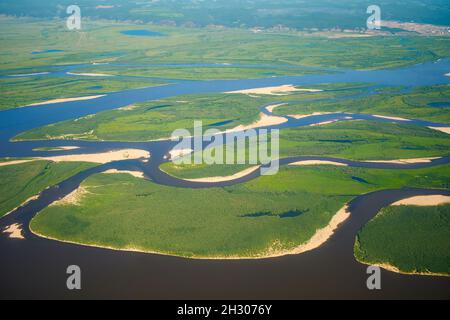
[[309, 119, 339, 127], [265, 103, 287, 113], [4, 195, 40, 217], [8, 72, 50, 77], [280, 205, 350, 256], [288, 112, 336, 119], [184, 166, 260, 183], [226, 85, 322, 96], [52, 186, 90, 206], [289, 160, 348, 167], [227, 112, 288, 132], [372, 114, 410, 122], [26, 95, 105, 107], [365, 157, 440, 164], [429, 126, 450, 134], [38, 149, 150, 164], [2, 223, 24, 239], [0, 159, 35, 167], [33, 146, 80, 152], [67, 72, 113, 77], [168, 148, 193, 160], [103, 169, 145, 179], [392, 195, 450, 206]]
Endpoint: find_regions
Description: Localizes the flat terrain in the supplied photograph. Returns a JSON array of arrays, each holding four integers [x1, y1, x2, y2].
[[355, 204, 450, 276], [30, 165, 450, 258], [0, 160, 96, 217]]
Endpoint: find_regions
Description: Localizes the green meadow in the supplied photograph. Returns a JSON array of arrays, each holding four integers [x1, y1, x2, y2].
[[0, 76, 165, 110], [355, 204, 450, 276], [30, 164, 450, 258], [0, 160, 96, 217]]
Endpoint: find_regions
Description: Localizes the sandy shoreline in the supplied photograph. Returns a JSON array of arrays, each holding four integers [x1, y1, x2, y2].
[[429, 126, 450, 134], [2, 223, 24, 239], [227, 112, 288, 132], [372, 114, 411, 122], [289, 160, 348, 167], [226, 85, 322, 96], [67, 72, 113, 77], [356, 258, 449, 277], [183, 166, 261, 183], [103, 169, 146, 179], [30, 203, 351, 261], [364, 157, 440, 164], [25, 95, 105, 107], [288, 112, 337, 119], [391, 195, 450, 206], [0, 159, 35, 167], [265, 103, 287, 113], [37, 149, 150, 164]]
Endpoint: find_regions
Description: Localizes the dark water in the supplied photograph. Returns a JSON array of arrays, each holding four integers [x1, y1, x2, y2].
[[0, 59, 450, 299]]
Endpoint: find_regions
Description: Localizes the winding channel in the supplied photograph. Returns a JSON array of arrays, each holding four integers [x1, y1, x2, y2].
[[1, 60, 449, 299]]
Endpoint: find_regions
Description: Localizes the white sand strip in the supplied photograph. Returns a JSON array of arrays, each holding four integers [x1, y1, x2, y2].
[[365, 157, 440, 164], [168, 148, 193, 160], [184, 166, 261, 183], [429, 127, 450, 134], [288, 112, 337, 119], [289, 160, 348, 167], [265, 103, 287, 113], [392, 195, 450, 206], [38, 149, 150, 164], [227, 112, 288, 132], [309, 119, 339, 127], [67, 72, 113, 77], [8, 72, 50, 77], [286, 205, 350, 255], [103, 169, 145, 179], [226, 85, 322, 96], [372, 114, 411, 122], [0, 159, 35, 167], [2, 223, 24, 239], [25, 95, 105, 107]]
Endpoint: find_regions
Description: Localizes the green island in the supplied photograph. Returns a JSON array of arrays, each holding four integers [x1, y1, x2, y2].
[[0, 160, 96, 217], [355, 204, 450, 276], [30, 164, 449, 258]]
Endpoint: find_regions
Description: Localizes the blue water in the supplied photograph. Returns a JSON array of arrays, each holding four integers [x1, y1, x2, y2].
[[428, 102, 450, 108], [0, 58, 449, 158], [120, 30, 164, 37], [32, 49, 64, 54]]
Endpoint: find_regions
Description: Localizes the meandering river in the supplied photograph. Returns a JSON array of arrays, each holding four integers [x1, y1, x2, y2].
[[0, 59, 449, 299]]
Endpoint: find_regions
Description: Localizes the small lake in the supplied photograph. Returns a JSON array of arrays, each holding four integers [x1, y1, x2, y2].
[[120, 30, 164, 37]]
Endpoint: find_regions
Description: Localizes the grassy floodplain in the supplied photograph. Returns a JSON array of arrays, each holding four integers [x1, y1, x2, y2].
[[0, 76, 165, 110], [355, 205, 450, 276], [0, 160, 96, 217], [30, 165, 450, 258]]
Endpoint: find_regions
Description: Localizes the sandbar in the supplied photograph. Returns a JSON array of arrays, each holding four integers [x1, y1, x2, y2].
[[38, 149, 150, 164], [26, 95, 105, 107], [2, 223, 24, 239], [226, 85, 322, 96], [392, 195, 450, 206], [183, 166, 261, 183], [103, 169, 145, 179], [289, 160, 348, 167]]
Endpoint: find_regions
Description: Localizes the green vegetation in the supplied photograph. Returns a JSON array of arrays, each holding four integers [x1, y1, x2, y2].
[[14, 93, 269, 141], [0, 160, 96, 217], [0, 75, 164, 110], [355, 205, 450, 276], [160, 120, 450, 179], [30, 164, 450, 258], [1, 16, 450, 74], [274, 85, 450, 123]]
